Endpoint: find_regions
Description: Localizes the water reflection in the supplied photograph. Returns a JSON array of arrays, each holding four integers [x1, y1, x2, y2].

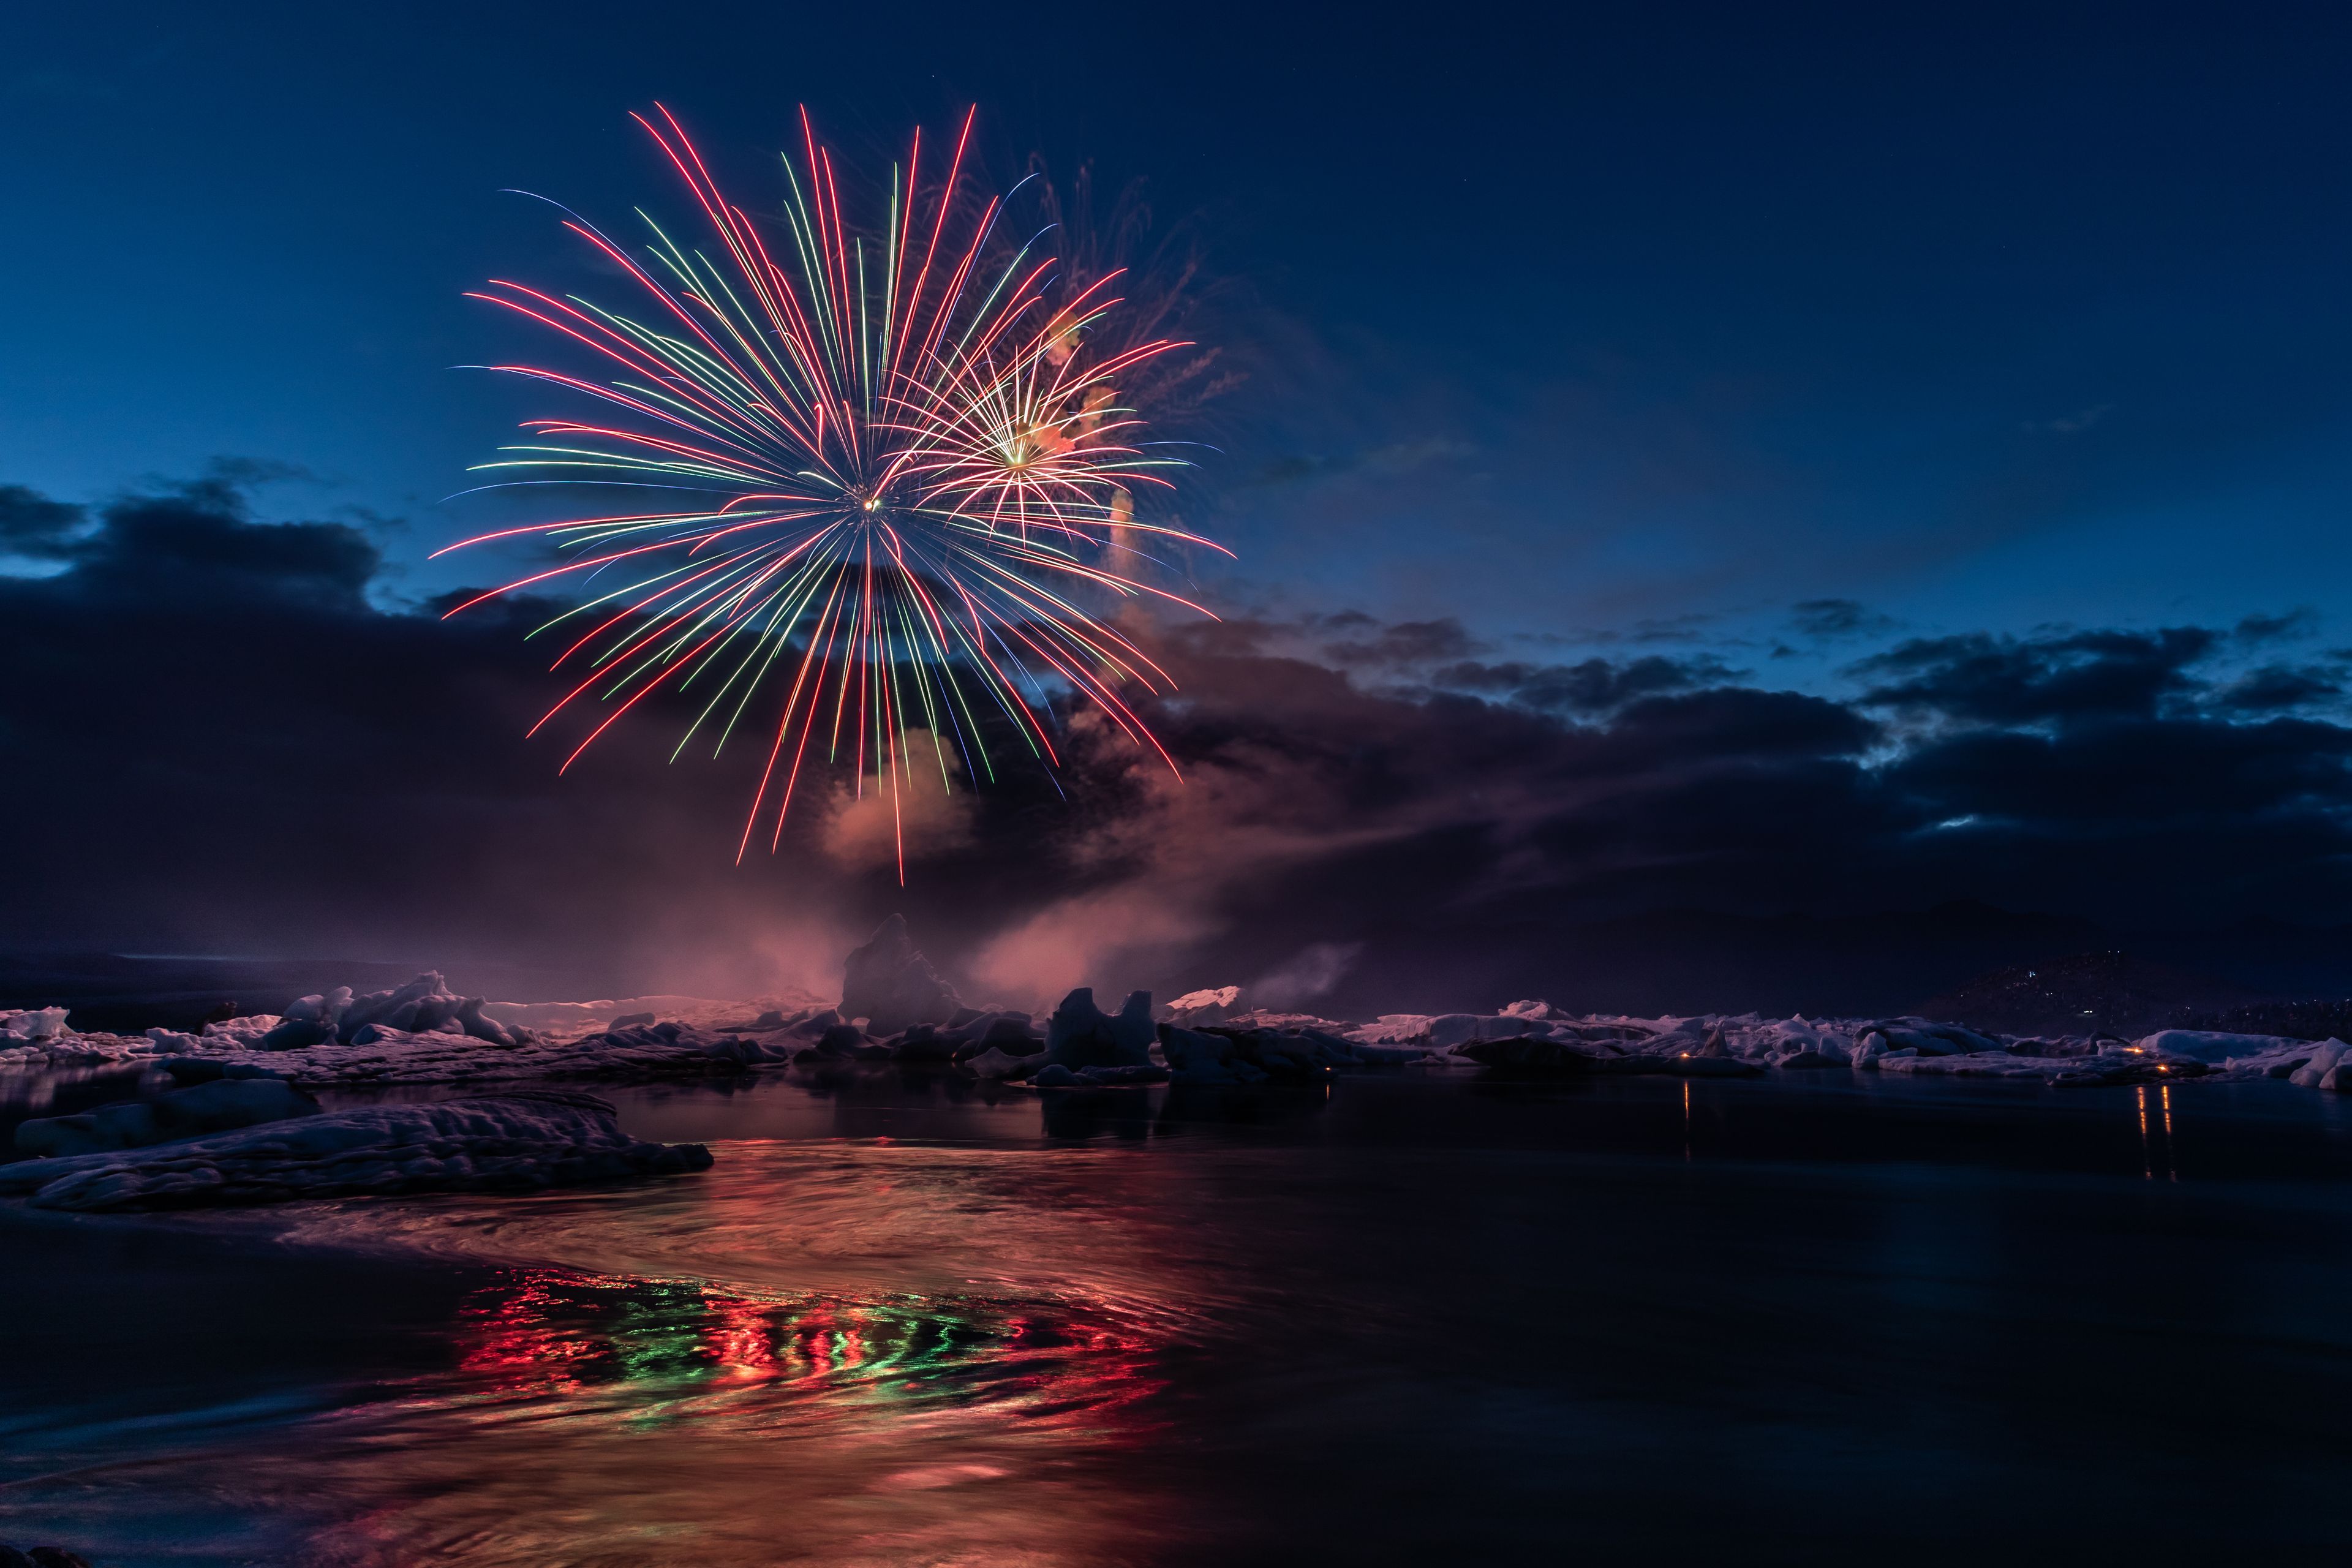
[[3, 1262, 1176, 1567], [2135, 1083, 2182, 1182], [7, 1075, 2352, 1564], [454, 1267, 1162, 1431], [318, 1267, 1173, 1565], [0, 1139, 1218, 1566]]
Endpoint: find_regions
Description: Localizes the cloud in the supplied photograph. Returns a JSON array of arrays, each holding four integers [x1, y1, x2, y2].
[[10, 470, 2352, 1017], [1251, 941, 1364, 1010], [2234, 608, 2318, 645], [1853, 627, 2218, 725], [0, 475, 851, 998], [1317, 614, 1483, 668], [1433, 654, 1741, 714], [2214, 663, 2345, 712], [816, 734, 979, 872], [63, 486, 381, 608], [0, 486, 90, 560], [1790, 598, 1897, 640]]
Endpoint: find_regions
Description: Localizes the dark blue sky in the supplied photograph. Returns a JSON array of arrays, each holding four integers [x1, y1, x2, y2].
[[7, 1, 2348, 666]]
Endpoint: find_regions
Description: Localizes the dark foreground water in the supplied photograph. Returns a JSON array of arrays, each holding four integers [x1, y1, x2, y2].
[[3, 1071, 2350, 1566]]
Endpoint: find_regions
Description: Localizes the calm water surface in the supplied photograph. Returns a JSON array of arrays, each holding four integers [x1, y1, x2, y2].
[[2, 1071, 2350, 1565]]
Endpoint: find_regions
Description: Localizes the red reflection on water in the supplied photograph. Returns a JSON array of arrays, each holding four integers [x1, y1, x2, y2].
[[706, 1291, 778, 1382], [450, 1267, 1167, 1434], [456, 1270, 611, 1392]]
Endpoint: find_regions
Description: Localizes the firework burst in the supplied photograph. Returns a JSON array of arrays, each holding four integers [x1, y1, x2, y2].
[[438, 105, 1224, 878]]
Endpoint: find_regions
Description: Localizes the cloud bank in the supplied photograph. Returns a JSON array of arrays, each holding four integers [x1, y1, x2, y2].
[[5, 472, 2350, 1014]]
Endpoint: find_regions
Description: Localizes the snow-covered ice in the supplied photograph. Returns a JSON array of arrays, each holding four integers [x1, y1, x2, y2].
[[10, 987, 2352, 1096], [15, 1078, 318, 1156], [0, 1006, 72, 1042], [168, 1020, 803, 1088], [0, 1090, 710, 1212]]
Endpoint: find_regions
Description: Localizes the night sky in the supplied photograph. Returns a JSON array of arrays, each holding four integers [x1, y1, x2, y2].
[[5, 2, 2351, 1014]]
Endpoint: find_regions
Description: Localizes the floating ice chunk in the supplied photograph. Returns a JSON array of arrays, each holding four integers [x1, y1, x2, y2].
[[1156, 1023, 1244, 1083], [1344, 1014, 1436, 1045], [1457, 1037, 1608, 1073], [0, 1090, 710, 1212], [2288, 1040, 2348, 1088], [941, 1014, 1042, 1061], [0, 1006, 71, 1042], [0, 1030, 155, 1068], [153, 1021, 794, 1088], [15, 1079, 318, 1156], [478, 995, 756, 1035], [1422, 1014, 1568, 1049], [966, 1046, 1044, 1080], [2133, 1030, 2302, 1064], [1045, 988, 1155, 1069], [1163, 986, 1244, 1027], [1855, 1019, 2005, 1057]]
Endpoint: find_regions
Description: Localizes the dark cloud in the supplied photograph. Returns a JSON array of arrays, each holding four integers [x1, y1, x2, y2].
[[1855, 627, 2218, 725], [10, 473, 2352, 1017], [58, 485, 380, 608], [1316, 615, 1482, 668], [0, 478, 788, 998], [2213, 663, 2345, 712], [1790, 598, 1896, 639], [0, 484, 89, 559], [1433, 654, 1741, 715], [2234, 608, 2318, 644]]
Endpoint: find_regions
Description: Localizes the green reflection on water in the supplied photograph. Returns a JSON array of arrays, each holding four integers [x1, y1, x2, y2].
[[453, 1267, 1158, 1437]]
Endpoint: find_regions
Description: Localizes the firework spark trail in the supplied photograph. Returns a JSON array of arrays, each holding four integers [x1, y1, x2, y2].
[[437, 105, 1228, 878]]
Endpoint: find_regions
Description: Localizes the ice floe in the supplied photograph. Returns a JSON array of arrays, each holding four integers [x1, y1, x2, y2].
[[0, 1090, 711, 1211], [15, 1078, 318, 1157]]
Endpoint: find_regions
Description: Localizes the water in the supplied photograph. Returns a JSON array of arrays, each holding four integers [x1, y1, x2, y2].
[[3, 1070, 2350, 1564]]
